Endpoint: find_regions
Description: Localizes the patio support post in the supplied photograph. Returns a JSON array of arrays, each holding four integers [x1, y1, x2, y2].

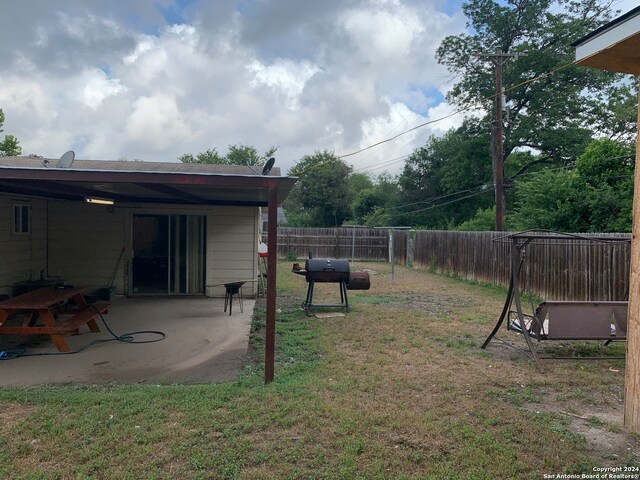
[[265, 181, 278, 384], [624, 79, 640, 430]]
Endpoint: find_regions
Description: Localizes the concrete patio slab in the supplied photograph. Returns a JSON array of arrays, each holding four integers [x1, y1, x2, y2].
[[0, 297, 255, 386]]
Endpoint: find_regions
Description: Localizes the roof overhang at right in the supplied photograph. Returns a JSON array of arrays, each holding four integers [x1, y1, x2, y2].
[[573, 6, 640, 74]]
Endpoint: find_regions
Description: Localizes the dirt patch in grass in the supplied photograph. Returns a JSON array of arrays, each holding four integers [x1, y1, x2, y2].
[[0, 402, 37, 432]]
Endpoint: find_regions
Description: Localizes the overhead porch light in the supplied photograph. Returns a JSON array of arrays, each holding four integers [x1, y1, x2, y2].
[[85, 196, 115, 205]]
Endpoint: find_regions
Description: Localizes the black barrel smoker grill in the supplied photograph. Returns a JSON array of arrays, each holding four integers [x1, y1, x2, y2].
[[295, 258, 370, 312]]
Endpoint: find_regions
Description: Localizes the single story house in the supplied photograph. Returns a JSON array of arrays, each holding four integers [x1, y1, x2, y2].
[[0, 156, 296, 299]]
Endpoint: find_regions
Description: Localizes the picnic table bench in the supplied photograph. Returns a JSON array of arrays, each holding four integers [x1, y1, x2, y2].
[[0, 286, 110, 352]]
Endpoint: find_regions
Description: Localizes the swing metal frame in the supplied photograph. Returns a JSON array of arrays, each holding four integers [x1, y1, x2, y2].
[[481, 231, 630, 372]]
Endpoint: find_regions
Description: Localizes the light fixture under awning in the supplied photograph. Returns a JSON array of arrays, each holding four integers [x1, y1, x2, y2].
[[85, 196, 115, 205]]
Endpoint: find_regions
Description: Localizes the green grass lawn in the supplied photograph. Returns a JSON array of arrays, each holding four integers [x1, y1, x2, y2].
[[0, 262, 637, 479]]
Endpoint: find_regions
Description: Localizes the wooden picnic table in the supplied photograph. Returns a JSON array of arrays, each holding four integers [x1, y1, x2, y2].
[[0, 286, 110, 352]]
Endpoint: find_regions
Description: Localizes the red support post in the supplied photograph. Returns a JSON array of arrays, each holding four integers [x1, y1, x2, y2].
[[265, 182, 278, 383]]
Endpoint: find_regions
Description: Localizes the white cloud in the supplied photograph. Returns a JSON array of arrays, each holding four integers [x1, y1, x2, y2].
[[125, 95, 192, 150], [247, 58, 321, 110], [340, 1, 424, 62], [80, 69, 126, 109], [0, 0, 466, 171]]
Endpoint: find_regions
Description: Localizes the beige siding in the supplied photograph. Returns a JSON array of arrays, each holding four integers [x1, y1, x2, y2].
[[48, 201, 126, 292], [0, 195, 47, 296], [207, 206, 259, 297], [0, 196, 259, 298]]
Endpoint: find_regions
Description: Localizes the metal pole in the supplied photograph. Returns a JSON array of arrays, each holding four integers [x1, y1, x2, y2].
[[391, 229, 395, 281], [265, 183, 278, 384], [351, 225, 355, 263]]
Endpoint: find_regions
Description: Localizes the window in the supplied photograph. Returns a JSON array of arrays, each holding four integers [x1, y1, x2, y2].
[[12, 203, 30, 234]]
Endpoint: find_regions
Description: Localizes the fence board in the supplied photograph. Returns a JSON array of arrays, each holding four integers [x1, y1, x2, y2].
[[265, 227, 389, 261], [412, 230, 630, 302]]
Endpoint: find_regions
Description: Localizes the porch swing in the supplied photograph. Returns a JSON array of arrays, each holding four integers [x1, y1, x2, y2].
[[481, 231, 630, 371]]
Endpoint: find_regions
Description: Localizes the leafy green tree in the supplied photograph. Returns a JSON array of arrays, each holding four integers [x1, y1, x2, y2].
[[590, 82, 639, 143], [348, 172, 374, 196], [352, 188, 381, 224], [285, 150, 352, 227], [179, 144, 277, 166], [509, 138, 634, 232], [437, 0, 619, 169], [396, 120, 494, 228], [509, 169, 589, 232], [347, 172, 403, 225], [455, 206, 498, 231], [362, 206, 393, 228], [0, 109, 22, 157], [574, 138, 634, 232]]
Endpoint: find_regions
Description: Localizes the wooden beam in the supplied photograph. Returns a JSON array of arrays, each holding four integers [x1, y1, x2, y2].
[[265, 181, 278, 383], [625, 79, 640, 431]]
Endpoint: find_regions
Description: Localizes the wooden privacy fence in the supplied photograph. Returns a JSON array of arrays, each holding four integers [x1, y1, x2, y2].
[[413, 230, 631, 302], [392, 230, 408, 266], [265, 227, 630, 301], [268, 227, 389, 261]]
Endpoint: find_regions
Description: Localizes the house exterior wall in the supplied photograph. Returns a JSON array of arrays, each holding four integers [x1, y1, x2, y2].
[[0, 194, 47, 296], [206, 206, 259, 297], [47, 200, 127, 292], [0, 198, 259, 298]]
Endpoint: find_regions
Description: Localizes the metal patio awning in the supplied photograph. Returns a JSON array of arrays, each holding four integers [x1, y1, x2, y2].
[[0, 155, 295, 384], [0, 157, 297, 207]]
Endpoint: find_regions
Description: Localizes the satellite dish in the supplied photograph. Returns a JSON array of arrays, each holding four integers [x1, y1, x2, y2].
[[57, 150, 75, 168], [261, 157, 275, 175]]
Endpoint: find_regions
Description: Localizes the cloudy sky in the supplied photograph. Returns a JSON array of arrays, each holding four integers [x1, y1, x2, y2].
[[0, 0, 636, 176]]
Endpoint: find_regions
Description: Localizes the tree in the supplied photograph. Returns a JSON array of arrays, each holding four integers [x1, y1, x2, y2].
[[574, 138, 634, 232], [0, 109, 21, 157], [509, 138, 635, 232], [396, 119, 494, 228], [455, 206, 498, 231], [179, 144, 277, 166], [285, 150, 352, 227], [348, 173, 401, 227], [509, 169, 589, 232], [436, 0, 623, 180]]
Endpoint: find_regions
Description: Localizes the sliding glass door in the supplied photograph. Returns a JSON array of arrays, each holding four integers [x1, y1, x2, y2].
[[132, 214, 206, 295]]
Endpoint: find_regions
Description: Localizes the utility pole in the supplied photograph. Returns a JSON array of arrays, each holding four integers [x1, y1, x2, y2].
[[478, 50, 526, 231]]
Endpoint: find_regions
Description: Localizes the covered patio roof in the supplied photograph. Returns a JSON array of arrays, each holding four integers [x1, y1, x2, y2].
[[0, 156, 297, 206], [573, 5, 640, 75]]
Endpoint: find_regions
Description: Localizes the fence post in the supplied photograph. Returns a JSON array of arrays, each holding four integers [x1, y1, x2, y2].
[[407, 230, 415, 268], [390, 229, 395, 280]]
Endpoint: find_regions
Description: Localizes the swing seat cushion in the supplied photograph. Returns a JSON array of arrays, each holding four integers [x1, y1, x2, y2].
[[541, 301, 627, 340]]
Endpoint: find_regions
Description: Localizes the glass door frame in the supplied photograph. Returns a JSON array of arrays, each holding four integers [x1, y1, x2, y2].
[[129, 211, 207, 296]]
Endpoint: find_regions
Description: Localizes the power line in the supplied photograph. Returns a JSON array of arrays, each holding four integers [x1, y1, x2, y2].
[[338, 102, 482, 159], [385, 186, 487, 211], [365, 151, 634, 220], [353, 154, 410, 173], [337, 60, 577, 161], [399, 189, 492, 216], [289, 60, 578, 179]]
